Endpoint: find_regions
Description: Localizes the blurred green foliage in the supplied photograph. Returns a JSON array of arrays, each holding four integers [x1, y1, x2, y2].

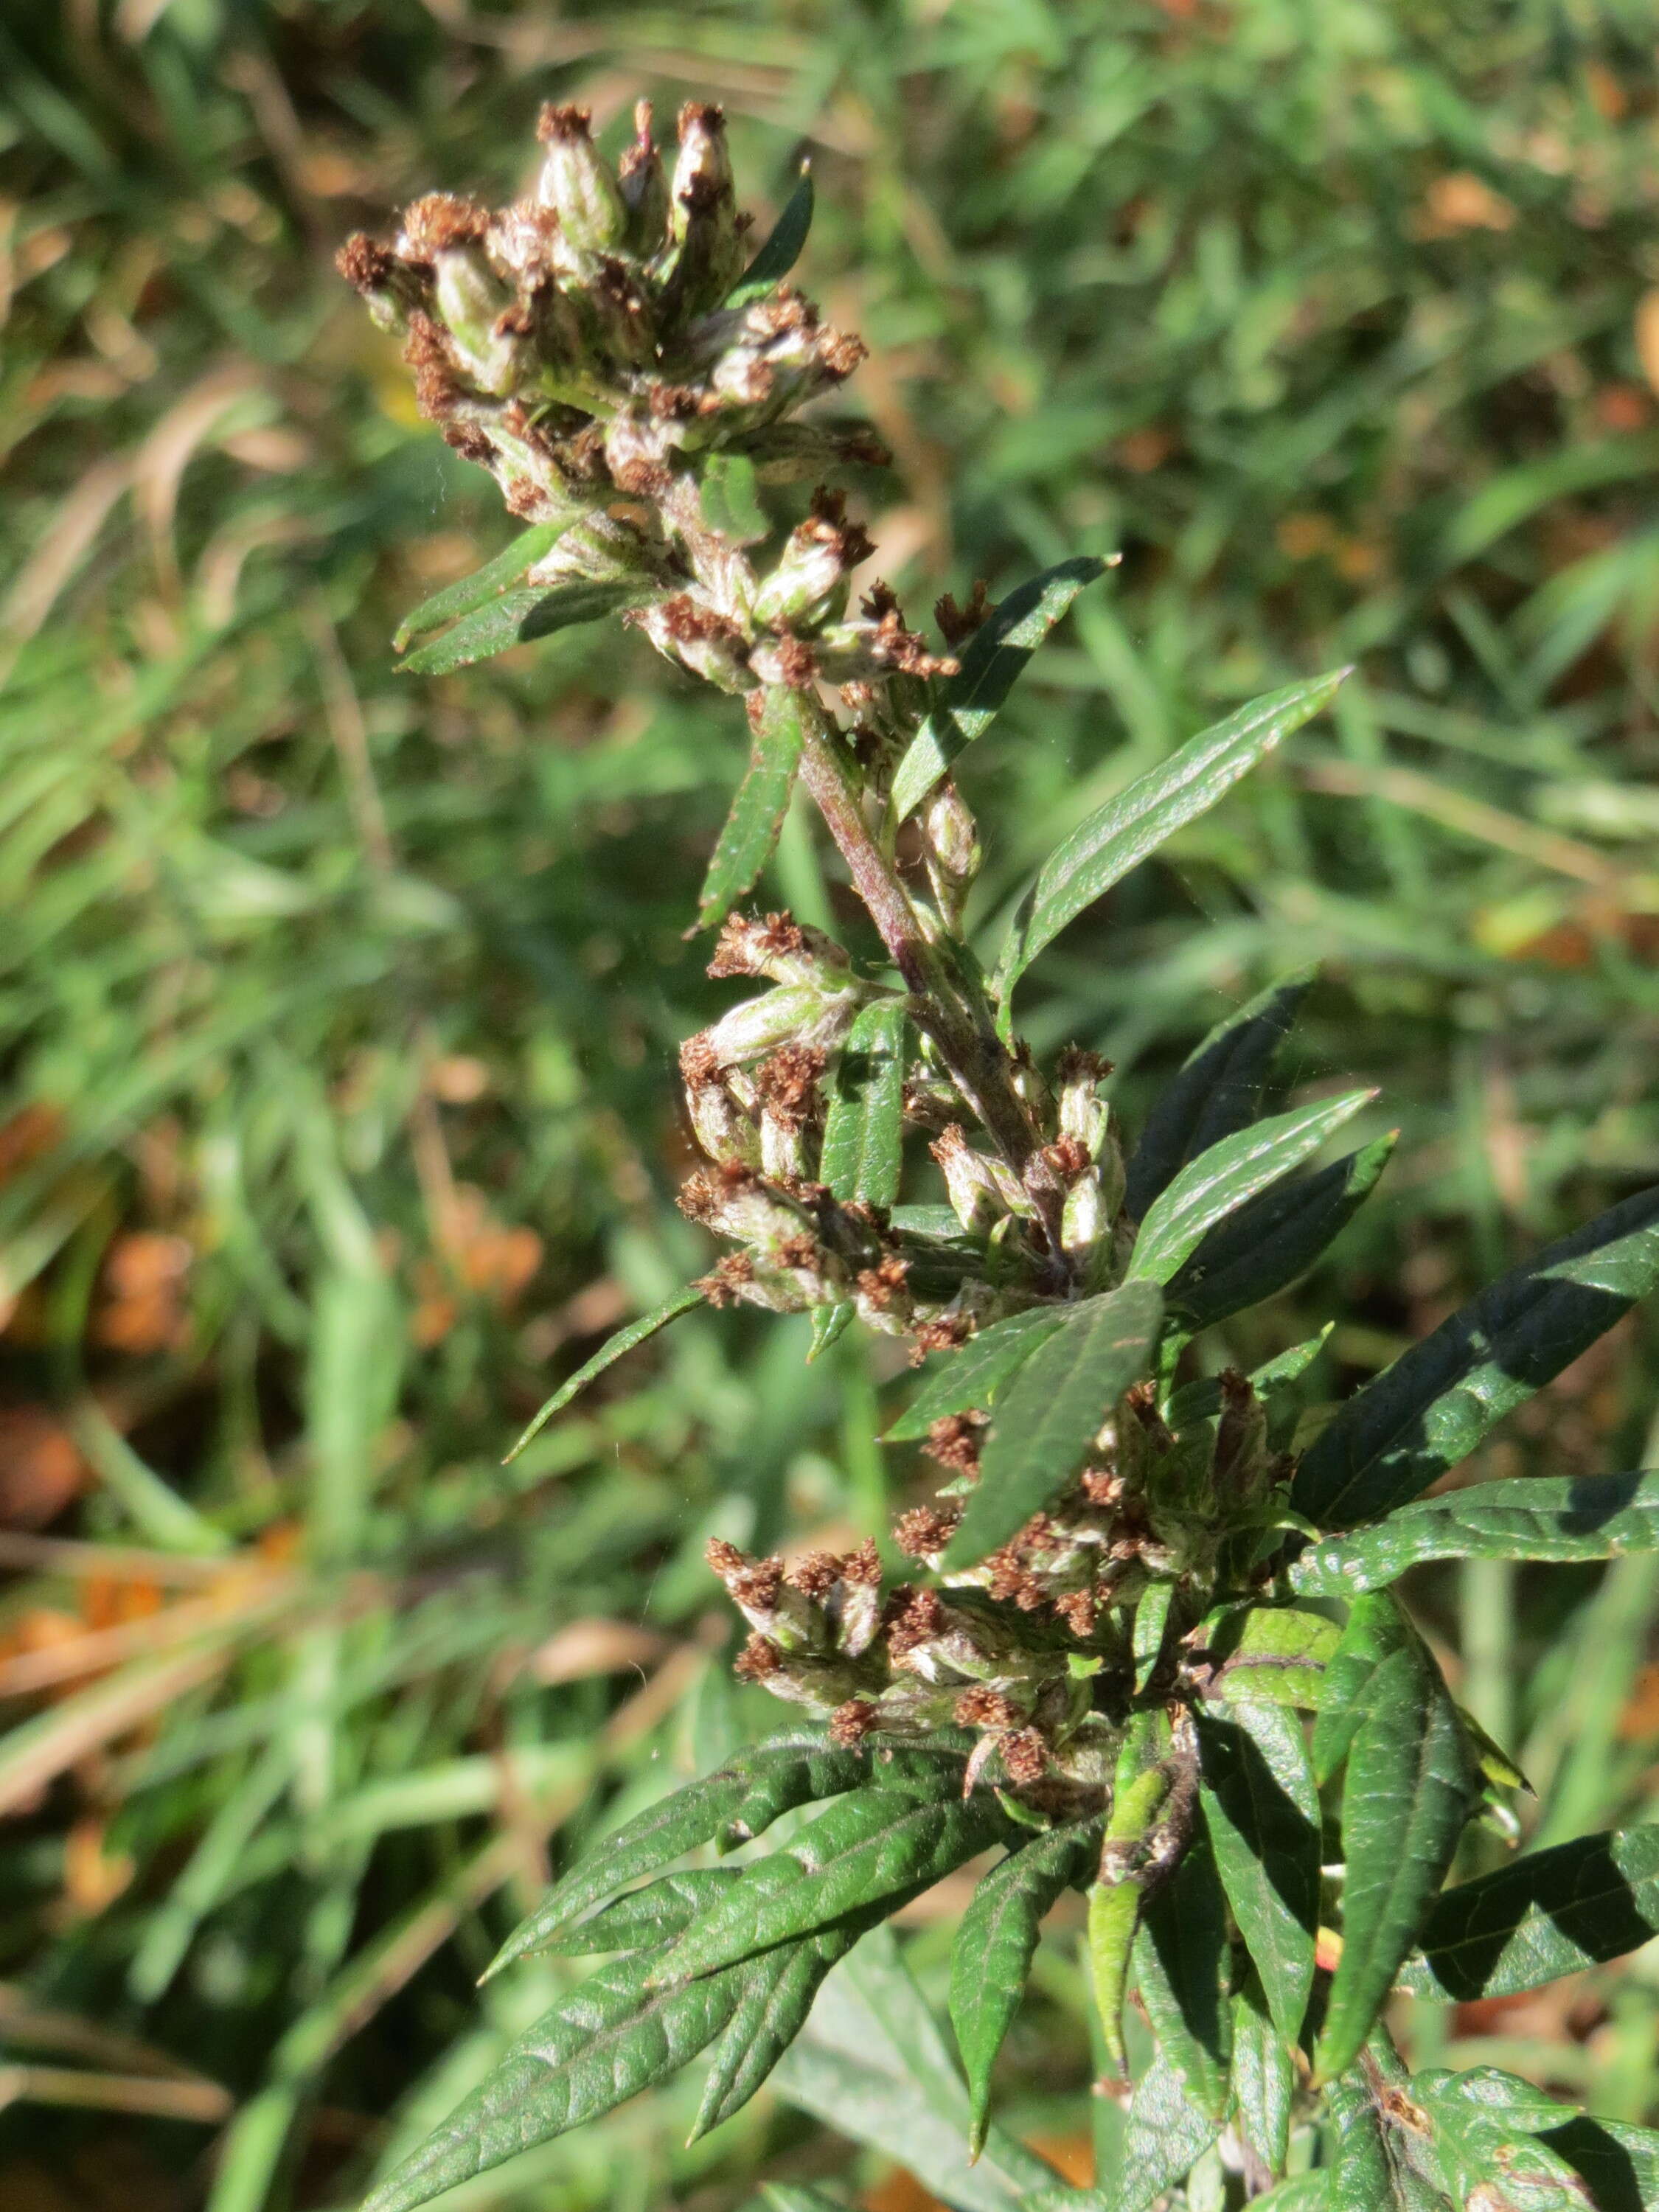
[[4, 2, 1659, 2207]]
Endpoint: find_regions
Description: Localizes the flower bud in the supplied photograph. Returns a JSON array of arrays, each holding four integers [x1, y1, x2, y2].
[[661, 103, 743, 321], [1056, 1047, 1110, 1156], [921, 780, 981, 925], [751, 497, 872, 630], [535, 103, 627, 258], [707, 911, 852, 989], [1061, 1166, 1107, 1267], [931, 1124, 1029, 1234], [618, 100, 669, 257], [700, 984, 861, 1068], [428, 244, 522, 394]]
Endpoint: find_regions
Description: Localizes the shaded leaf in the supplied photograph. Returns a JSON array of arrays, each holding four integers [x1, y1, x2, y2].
[[1293, 1182, 1659, 1530], [950, 1820, 1104, 2155], [1542, 2118, 1659, 2212], [1116, 2048, 1222, 2212], [1231, 1978, 1295, 2181], [939, 1281, 1163, 1571], [727, 164, 815, 307], [888, 557, 1110, 828], [821, 999, 908, 1209], [885, 1304, 1069, 1443], [1134, 1828, 1233, 2118], [1124, 967, 1316, 1222], [1410, 2066, 1591, 2207], [393, 521, 565, 650], [1316, 1615, 1478, 2081], [1197, 1704, 1320, 2044], [1251, 2180, 1332, 2211], [1168, 1133, 1397, 1332], [698, 688, 805, 930], [504, 1284, 703, 1463], [1165, 1329, 1331, 1429], [1397, 1823, 1659, 2003], [1127, 1090, 1374, 1288], [996, 671, 1347, 999], [398, 577, 647, 675], [1293, 1470, 1659, 1597], [656, 1785, 1015, 1983]]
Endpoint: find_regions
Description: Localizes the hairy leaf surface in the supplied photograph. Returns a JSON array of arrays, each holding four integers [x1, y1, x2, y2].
[[888, 557, 1109, 828], [1293, 1470, 1659, 1596], [1197, 1705, 1320, 2043], [1127, 1090, 1373, 1289], [698, 688, 806, 929], [1125, 967, 1315, 1221], [1409, 2065, 1591, 2207], [821, 999, 908, 1208], [1312, 1590, 1413, 1786], [886, 1305, 1070, 1442], [1293, 1183, 1659, 1528], [1231, 1980, 1295, 2181], [1116, 2049, 1222, 2212], [1326, 2064, 1453, 2211], [1134, 1829, 1233, 2118], [1208, 1604, 1341, 1711], [691, 1914, 871, 2141], [537, 1868, 740, 1955], [996, 671, 1346, 999], [1397, 1824, 1659, 2002], [950, 1820, 1104, 2155], [1542, 2117, 1659, 2211], [939, 1281, 1163, 1570]]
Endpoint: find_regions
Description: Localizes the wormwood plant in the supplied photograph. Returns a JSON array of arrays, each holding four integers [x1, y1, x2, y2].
[[341, 102, 1659, 2212]]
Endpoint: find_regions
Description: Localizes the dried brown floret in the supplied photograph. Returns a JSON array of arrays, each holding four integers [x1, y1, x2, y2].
[[842, 1537, 883, 1585], [754, 1044, 826, 1124], [856, 1255, 909, 1310], [769, 630, 818, 686], [999, 1728, 1049, 1785], [733, 1631, 782, 1680], [336, 233, 398, 293], [680, 1034, 725, 1085], [440, 423, 497, 465], [1080, 1467, 1124, 1508], [775, 1234, 818, 1270], [660, 594, 745, 648], [830, 1697, 879, 1747], [911, 1313, 973, 1361], [612, 457, 673, 499], [401, 192, 491, 257], [1041, 1136, 1091, 1179], [784, 1549, 841, 1599], [695, 1252, 754, 1307], [1056, 1046, 1113, 1088], [707, 911, 807, 979], [953, 1686, 1018, 1730], [1053, 1588, 1097, 1637], [892, 1503, 961, 1560], [729, 1556, 784, 1610], [885, 1585, 945, 1658], [934, 580, 991, 647], [537, 101, 595, 144], [923, 1413, 984, 1477], [706, 1537, 747, 1577]]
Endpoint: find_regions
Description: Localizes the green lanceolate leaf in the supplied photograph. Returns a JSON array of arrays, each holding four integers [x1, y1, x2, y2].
[[690, 1913, 872, 2143], [939, 1280, 1163, 1571], [1124, 968, 1316, 1222], [1312, 1590, 1412, 1787], [1132, 1579, 1173, 1693], [535, 1868, 740, 1955], [995, 670, 1348, 1002], [1326, 2061, 1453, 2211], [1316, 1620, 1478, 2082], [1208, 1604, 1340, 1711], [698, 452, 770, 544], [1197, 1704, 1319, 2044], [1127, 1090, 1374, 1289], [393, 521, 566, 650], [1408, 2065, 1591, 2208], [720, 1732, 972, 1849], [655, 1785, 1015, 1984], [504, 1284, 703, 1462], [886, 1305, 1071, 1442], [1231, 1979, 1295, 2181], [1397, 1823, 1659, 2002], [808, 1301, 855, 1360], [398, 577, 649, 675], [888, 557, 1110, 830], [1293, 1181, 1659, 1530], [1116, 2050, 1222, 2212], [950, 1820, 1104, 2156], [1293, 1470, 1659, 1598], [1251, 2180, 1332, 2211], [821, 998, 908, 1208], [1165, 1331, 1331, 1429], [361, 1948, 750, 2212], [1168, 1133, 1397, 1332], [727, 164, 815, 308], [1542, 2117, 1659, 2211], [698, 688, 807, 930], [1134, 1827, 1233, 2117]]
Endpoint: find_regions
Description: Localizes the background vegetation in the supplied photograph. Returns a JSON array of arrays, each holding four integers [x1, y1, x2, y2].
[[4, 1, 1659, 2206]]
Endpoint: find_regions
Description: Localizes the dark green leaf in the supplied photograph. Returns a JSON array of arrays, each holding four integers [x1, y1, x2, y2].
[[691, 1914, 872, 2142], [1165, 1330, 1330, 1429], [503, 1285, 703, 1463], [1293, 1470, 1659, 1598], [1316, 1617, 1478, 2082], [1397, 1823, 1659, 2003], [1134, 1829, 1233, 2118], [1327, 2062, 1453, 2211], [720, 1733, 971, 1851], [727, 164, 815, 307], [393, 521, 565, 650], [1124, 968, 1315, 1222], [1169, 1133, 1397, 1332], [361, 1949, 748, 2212], [807, 1301, 855, 1361], [1116, 2049, 1221, 2212], [1231, 1980, 1295, 2181], [657, 1786, 1015, 1983], [885, 1305, 1070, 1443], [888, 557, 1110, 829], [996, 671, 1348, 1000], [1127, 1091, 1373, 1288], [1409, 2066, 1591, 2207], [536, 1868, 740, 1955], [1293, 1183, 1659, 1529], [821, 999, 908, 1209], [1208, 1604, 1341, 1711], [698, 688, 806, 931], [950, 1820, 1104, 2155], [1197, 1705, 1319, 2044], [1543, 2118, 1659, 2212], [398, 577, 647, 675], [939, 1281, 1163, 1571]]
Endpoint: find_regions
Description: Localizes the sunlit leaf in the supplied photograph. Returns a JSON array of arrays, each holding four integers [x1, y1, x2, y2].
[[821, 998, 908, 1208], [698, 687, 806, 930], [393, 521, 566, 650]]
